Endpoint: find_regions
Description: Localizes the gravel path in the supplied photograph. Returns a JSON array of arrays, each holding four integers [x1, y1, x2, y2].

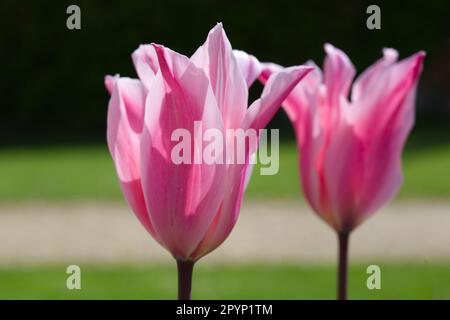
[[0, 200, 449, 265]]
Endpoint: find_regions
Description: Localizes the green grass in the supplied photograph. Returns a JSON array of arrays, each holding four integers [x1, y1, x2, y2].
[[0, 146, 120, 201], [0, 263, 449, 299], [0, 144, 449, 201]]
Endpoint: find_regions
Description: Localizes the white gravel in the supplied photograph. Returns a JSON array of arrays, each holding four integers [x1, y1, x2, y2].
[[0, 200, 448, 265]]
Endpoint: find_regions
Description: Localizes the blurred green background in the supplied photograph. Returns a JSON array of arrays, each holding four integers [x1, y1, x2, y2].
[[0, 143, 449, 201], [0, 0, 449, 299], [1, 0, 450, 144]]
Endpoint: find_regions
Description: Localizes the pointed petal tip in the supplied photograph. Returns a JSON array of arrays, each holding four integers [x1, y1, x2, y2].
[[298, 65, 316, 72], [259, 63, 313, 84], [105, 74, 119, 94], [151, 43, 174, 84], [323, 43, 354, 67], [324, 43, 341, 55], [380, 48, 425, 62], [382, 48, 399, 61], [417, 50, 426, 56], [151, 43, 164, 52], [412, 51, 426, 76], [209, 22, 224, 35], [151, 43, 167, 65], [404, 50, 426, 76], [416, 50, 426, 60], [287, 65, 315, 77], [324, 43, 334, 52], [132, 44, 152, 59]]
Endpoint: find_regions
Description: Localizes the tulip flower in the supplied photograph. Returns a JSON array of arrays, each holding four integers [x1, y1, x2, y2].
[[260, 44, 425, 299], [105, 23, 313, 299]]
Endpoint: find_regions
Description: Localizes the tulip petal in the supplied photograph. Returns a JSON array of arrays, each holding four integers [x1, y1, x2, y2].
[[323, 44, 356, 106], [259, 62, 283, 84], [260, 62, 322, 124], [351, 48, 398, 103], [105, 74, 119, 95], [355, 52, 425, 220], [191, 23, 248, 129], [140, 44, 227, 260], [132, 44, 159, 90], [190, 162, 247, 259], [244, 66, 314, 131], [297, 96, 328, 222], [233, 49, 263, 87], [354, 51, 425, 135], [106, 76, 158, 238], [321, 116, 365, 231]]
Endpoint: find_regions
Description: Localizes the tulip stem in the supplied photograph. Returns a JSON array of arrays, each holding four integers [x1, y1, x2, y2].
[[337, 231, 350, 300], [177, 260, 194, 300]]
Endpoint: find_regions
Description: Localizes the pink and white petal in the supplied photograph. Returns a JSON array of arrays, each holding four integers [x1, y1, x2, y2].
[[106, 77, 157, 238], [344, 52, 425, 226], [298, 98, 342, 229], [244, 65, 314, 131], [132, 44, 159, 90], [190, 162, 248, 260], [357, 79, 419, 222], [323, 44, 356, 106], [192, 136, 258, 260], [191, 23, 248, 129], [351, 48, 398, 103], [140, 44, 227, 260], [105, 74, 119, 95], [259, 61, 321, 124], [322, 119, 365, 232], [233, 49, 263, 87], [283, 69, 322, 124], [354, 51, 425, 138], [107, 78, 145, 182], [261, 61, 321, 92], [258, 62, 283, 84], [298, 116, 323, 221], [243, 153, 257, 188], [294, 83, 345, 230]]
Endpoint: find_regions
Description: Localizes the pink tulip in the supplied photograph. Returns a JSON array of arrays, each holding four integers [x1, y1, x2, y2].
[[260, 44, 425, 299], [105, 23, 313, 299]]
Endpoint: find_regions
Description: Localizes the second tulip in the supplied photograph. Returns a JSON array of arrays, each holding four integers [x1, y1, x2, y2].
[[260, 44, 425, 299]]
